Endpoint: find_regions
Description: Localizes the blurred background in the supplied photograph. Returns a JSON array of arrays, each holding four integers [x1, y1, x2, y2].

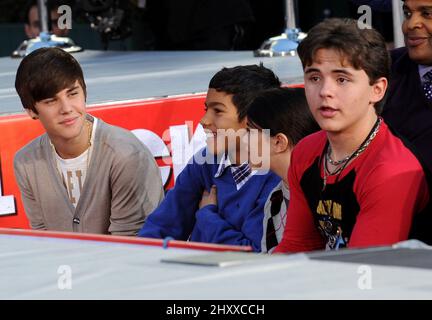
[[0, 0, 396, 57]]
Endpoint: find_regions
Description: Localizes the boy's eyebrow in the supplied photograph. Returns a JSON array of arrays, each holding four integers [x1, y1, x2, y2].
[[304, 67, 321, 74], [41, 96, 56, 102], [204, 101, 227, 109], [331, 69, 354, 76], [40, 85, 80, 101], [66, 85, 80, 92], [304, 67, 354, 76]]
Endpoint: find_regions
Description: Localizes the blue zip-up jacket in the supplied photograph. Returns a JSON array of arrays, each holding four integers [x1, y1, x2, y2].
[[138, 148, 280, 252]]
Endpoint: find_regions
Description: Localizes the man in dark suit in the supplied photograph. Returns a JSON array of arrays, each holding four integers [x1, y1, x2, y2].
[[382, 0, 432, 244]]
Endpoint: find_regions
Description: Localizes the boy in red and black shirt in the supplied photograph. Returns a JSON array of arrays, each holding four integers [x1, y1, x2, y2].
[[274, 18, 429, 253]]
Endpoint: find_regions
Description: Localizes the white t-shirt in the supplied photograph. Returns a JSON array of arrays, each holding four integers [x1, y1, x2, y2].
[[55, 118, 98, 207]]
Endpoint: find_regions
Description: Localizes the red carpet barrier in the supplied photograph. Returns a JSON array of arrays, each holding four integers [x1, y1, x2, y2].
[[0, 227, 252, 252]]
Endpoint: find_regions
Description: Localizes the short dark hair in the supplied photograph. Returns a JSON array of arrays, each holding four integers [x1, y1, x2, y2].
[[15, 47, 87, 114], [209, 64, 281, 121], [297, 18, 390, 113], [247, 87, 320, 147]]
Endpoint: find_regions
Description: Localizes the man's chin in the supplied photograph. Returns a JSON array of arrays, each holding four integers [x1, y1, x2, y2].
[[407, 48, 432, 65]]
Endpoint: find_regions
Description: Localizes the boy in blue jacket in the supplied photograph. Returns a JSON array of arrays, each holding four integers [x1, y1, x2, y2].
[[138, 65, 281, 251]]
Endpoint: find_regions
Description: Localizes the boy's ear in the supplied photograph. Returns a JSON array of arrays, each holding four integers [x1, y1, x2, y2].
[[370, 77, 388, 104], [26, 108, 38, 120], [272, 133, 290, 153], [239, 116, 248, 128]]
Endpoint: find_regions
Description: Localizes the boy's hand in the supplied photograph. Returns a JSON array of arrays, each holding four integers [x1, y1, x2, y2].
[[199, 185, 217, 209]]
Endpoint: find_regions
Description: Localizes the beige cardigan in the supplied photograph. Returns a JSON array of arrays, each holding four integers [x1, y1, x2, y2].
[[14, 115, 164, 235]]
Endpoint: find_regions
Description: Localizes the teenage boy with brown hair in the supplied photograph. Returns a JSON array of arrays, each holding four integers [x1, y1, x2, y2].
[[274, 18, 429, 253], [14, 47, 164, 235]]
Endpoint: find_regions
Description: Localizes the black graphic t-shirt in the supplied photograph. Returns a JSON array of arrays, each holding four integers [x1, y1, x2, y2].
[[274, 121, 429, 253], [301, 158, 359, 249]]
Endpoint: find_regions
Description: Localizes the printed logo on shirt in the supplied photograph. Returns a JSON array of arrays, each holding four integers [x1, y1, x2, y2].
[[317, 200, 342, 220], [56, 150, 89, 208], [55, 118, 97, 208], [316, 199, 347, 250], [65, 169, 85, 205]]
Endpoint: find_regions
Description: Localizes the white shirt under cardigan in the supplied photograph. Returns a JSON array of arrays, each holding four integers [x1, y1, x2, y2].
[[54, 118, 98, 207]]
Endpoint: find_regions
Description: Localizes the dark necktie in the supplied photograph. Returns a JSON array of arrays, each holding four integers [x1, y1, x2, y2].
[[423, 70, 432, 101], [231, 162, 251, 187]]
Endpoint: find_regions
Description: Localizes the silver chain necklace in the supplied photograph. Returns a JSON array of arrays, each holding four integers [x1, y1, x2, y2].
[[326, 117, 382, 167], [322, 117, 382, 190]]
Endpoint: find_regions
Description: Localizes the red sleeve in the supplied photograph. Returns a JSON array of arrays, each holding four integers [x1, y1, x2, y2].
[[273, 148, 325, 254], [349, 163, 429, 248]]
